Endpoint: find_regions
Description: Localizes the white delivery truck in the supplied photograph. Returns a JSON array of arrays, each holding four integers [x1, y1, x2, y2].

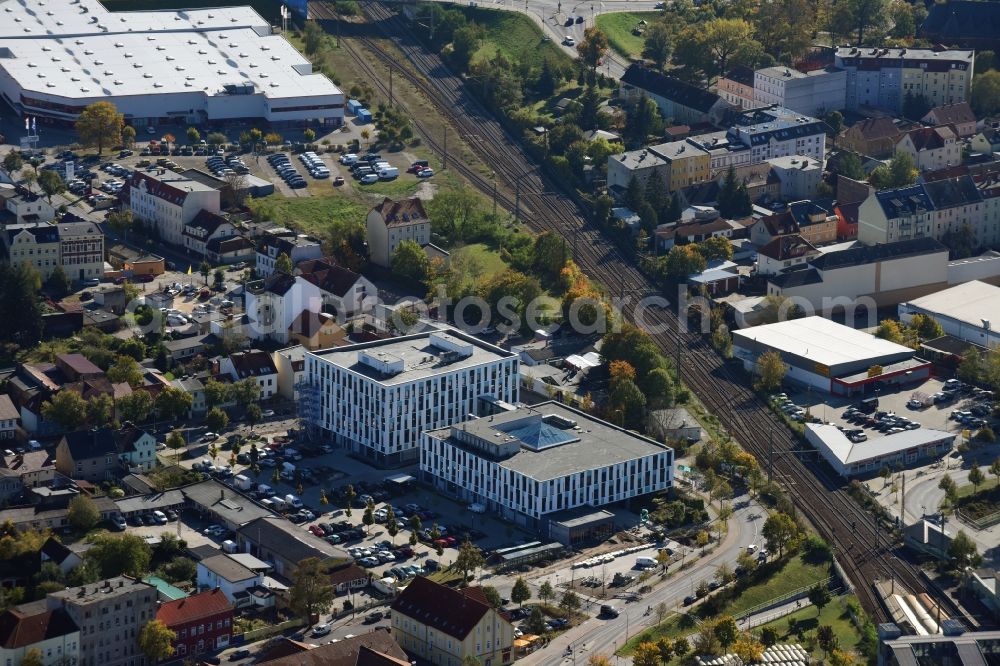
[[378, 167, 399, 180], [257, 483, 274, 497], [233, 475, 253, 491], [285, 494, 303, 509], [372, 577, 398, 595]]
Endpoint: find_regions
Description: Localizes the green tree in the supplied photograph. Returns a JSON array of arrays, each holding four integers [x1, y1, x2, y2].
[[2, 151, 24, 175], [345, 485, 357, 518], [42, 391, 88, 431], [203, 380, 231, 408], [756, 350, 788, 391], [37, 170, 65, 204], [973, 71, 1000, 117], [121, 125, 136, 149], [559, 590, 580, 618], [86, 533, 152, 578], [482, 585, 503, 608], [807, 583, 832, 617], [275, 252, 294, 275], [86, 393, 114, 427], [0, 264, 43, 349], [673, 638, 690, 660], [303, 128, 317, 143], [106, 210, 134, 242], [527, 606, 547, 634], [841, 0, 890, 44], [455, 539, 485, 582], [45, 265, 71, 298], [246, 404, 262, 431], [199, 261, 211, 285], [642, 23, 672, 71], [207, 132, 228, 147], [289, 557, 335, 619], [939, 474, 959, 506], [107, 355, 144, 387], [138, 620, 176, 663], [117, 391, 154, 424], [632, 642, 660, 666], [68, 495, 100, 532], [155, 386, 193, 421], [76, 101, 124, 155], [303, 21, 325, 55], [230, 379, 260, 408], [362, 505, 375, 534], [186, 127, 201, 144], [205, 407, 229, 433], [970, 464, 985, 494], [760, 626, 780, 647], [385, 506, 398, 543], [817, 624, 838, 655], [576, 27, 609, 71], [609, 376, 647, 427], [391, 240, 430, 282], [703, 19, 755, 76], [511, 577, 531, 606], [21, 649, 43, 666], [948, 529, 982, 569], [162, 557, 197, 584], [538, 580, 554, 605], [762, 512, 798, 557], [989, 458, 1000, 488]]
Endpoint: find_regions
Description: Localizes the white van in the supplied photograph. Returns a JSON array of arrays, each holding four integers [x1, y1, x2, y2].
[[285, 494, 303, 509], [152, 510, 168, 525], [635, 556, 657, 569]]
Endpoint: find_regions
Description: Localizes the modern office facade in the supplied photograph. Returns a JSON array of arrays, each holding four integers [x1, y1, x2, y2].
[[302, 330, 518, 466]]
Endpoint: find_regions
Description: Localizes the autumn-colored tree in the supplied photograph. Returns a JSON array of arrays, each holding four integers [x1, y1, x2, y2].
[[76, 101, 124, 155]]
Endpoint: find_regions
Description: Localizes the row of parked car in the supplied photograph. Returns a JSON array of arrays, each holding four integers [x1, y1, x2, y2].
[[299, 151, 330, 179], [207, 154, 250, 177], [772, 394, 809, 422], [842, 407, 922, 437], [267, 153, 308, 189]]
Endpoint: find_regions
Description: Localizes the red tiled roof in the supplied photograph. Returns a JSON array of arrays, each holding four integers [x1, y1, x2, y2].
[[328, 563, 369, 587], [904, 126, 955, 151], [128, 171, 190, 206], [391, 576, 497, 640], [757, 233, 819, 261], [924, 102, 976, 127], [846, 117, 901, 141], [156, 589, 233, 628], [0, 609, 77, 649]]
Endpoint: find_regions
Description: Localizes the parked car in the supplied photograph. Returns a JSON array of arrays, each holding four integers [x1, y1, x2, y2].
[[311, 624, 332, 637]]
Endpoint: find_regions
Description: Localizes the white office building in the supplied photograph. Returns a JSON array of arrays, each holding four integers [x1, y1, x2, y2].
[[421, 402, 674, 530], [753, 66, 847, 116], [0, 0, 344, 127], [302, 330, 519, 466]]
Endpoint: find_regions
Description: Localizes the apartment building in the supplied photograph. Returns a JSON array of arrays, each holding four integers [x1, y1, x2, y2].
[[0, 606, 79, 666], [155, 589, 234, 662], [607, 139, 711, 194], [391, 577, 514, 666], [366, 198, 431, 268], [3, 224, 59, 280], [619, 64, 733, 126], [717, 66, 755, 110], [727, 106, 827, 165], [858, 175, 1000, 247], [834, 46, 975, 113], [46, 577, 157, 666], [217, 351, 278, 400], [243, 272, 323, 345], [302, 329, 518, 466], [894, 126, 961, 172], [255, 232, 324, 278], [297, 258, 376, 319], [421, 402, 673, 530], [753, 66, 847, 116], [182, 211, 237, 259], [2, 190, 55, 224], [126, 170, 221, 247], [57, 221, 104, 283]]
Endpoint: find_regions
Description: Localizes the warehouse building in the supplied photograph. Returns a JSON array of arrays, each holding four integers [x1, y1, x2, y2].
[[732, 316, 931, 395], [806, 423, 955, 477], [302, 329, 518, 466], [899, 280, 1000, 349], [0, 0, 343, 127], [420, 402, 673, 534]]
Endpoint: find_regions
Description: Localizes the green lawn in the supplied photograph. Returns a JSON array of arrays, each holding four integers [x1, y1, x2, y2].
[[623, 554, 833, 654], [256, 194, 368, 240], [462, 7, 572, 70], [758, 595, 866, 660], [100, 0, 282, 22], [594, 11, 662, 58], [452, 243, 508, 278]]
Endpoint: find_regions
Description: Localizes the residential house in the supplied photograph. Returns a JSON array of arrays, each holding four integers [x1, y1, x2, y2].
[[922, 102, 978, 137], [894, 126, 961, 172], [170, 377, 206, 416], [390, 577, 514, 666], [838, 118, 903, 159], [288, 311, 346, 351], [327, 563, 370, 596], [0, 605, 79, 666], [256, 633, 408, 666], [183, 210, 237, 259], [834, 46, 975, 113], [619, 64, 733, 126], [674, 217, 738, 244], [205, 236, 255, 266], [606, 149, 668, 193], [755, 234, 820, 275], [126, 169, 221, 248], [647, 139, 712, 192], [93, 286, 127, 316], [273, 345, 306, 401], [689, 260, 741, 295], [4, 451, 55, 489], [749, 210, 799, 246], [768, 155, 823, 200], [646, 407, 702, 443], [255, 232, 324, 278], [163, 336, 209, 363], [2, 190, 55, 224], [57, 221, 104, 284], [236, 516, 349, 577], [243, 272, 323, 345], [217, 351, 278, 400], [752, 66, 847, 116], [0, 395, 18, 440], [716, 66, 755, 110], [726, 106, 827, 165], [971, 127, 1000, 155], [196, 555, 273, 608], [366, 198, 431, 268], [55, 430, 121, 482], [40, 537, 83, 576], [297, 258, 376, 319], [155, 589, 233, 662], [47, 577, 157, 666], [116, 423, 157, 473], [3, 224, 60, 281]]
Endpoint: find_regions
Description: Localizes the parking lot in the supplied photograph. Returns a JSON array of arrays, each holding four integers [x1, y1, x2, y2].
[[778, 377, 996, 440]]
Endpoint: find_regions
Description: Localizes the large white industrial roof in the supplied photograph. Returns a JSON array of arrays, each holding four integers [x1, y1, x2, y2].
[[902, 280, 1000, 332], [806, 423, 955, 466], [0, 0, 340, 101], [732, 316, 914, 368]]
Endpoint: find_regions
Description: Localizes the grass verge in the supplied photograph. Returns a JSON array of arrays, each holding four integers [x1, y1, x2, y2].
[[757, 594, 865, 659], [256, 194, 368, 239], [594, 12, 661, 58], [462, 7, 572, 70]]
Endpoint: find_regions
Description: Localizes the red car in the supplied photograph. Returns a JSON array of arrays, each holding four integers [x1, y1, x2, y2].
[[309, 525, 324, 537], [406, 161, 429, 174], [444, 536, 457, 547]]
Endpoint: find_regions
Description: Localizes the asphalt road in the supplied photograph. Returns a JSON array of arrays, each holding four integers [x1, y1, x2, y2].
[[519, 494, 764, 666]]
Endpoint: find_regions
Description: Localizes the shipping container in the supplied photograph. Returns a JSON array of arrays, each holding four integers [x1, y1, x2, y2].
[[356, 108, 373, 124]]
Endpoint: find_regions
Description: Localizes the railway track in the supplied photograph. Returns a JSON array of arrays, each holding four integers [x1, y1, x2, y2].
[[309, 1, 974, 627]]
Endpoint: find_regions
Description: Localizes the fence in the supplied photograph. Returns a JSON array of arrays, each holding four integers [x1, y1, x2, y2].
[[735, 576, 835, 624], [957, 508, 1000, 531]]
